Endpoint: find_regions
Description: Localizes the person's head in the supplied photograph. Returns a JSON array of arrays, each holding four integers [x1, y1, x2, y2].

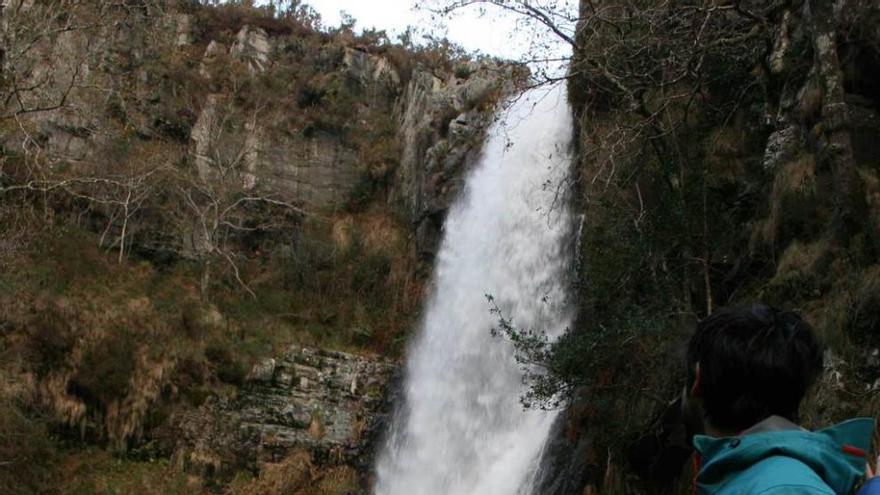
[[685, 305, 824, 435]]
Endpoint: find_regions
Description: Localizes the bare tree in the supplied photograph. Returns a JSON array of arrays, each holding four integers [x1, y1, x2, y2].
[[417, 0, 578, 84], [0, 1, 114, 120], [175, 102, 310, 298], [1, 158, 166, 263]]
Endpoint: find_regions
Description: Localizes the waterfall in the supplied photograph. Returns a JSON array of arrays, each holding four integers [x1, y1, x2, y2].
[[374, 85, 576, 495]]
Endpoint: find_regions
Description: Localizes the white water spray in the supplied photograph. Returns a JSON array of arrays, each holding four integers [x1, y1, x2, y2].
[[374, 85, 575, 495]]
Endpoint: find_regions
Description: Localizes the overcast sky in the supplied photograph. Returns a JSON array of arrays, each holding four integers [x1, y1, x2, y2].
[[274, 0, 574, 62], [308, 0, 525, 59]]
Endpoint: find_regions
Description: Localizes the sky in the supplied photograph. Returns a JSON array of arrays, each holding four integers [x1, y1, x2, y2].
[[263, 0, 574, 63], [305, 0, 526, 59]]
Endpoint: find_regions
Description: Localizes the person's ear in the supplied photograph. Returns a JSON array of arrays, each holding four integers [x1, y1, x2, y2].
[[690, 362, 702, 398]]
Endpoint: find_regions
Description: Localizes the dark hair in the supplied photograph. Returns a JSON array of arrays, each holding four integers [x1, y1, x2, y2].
[[686, 305, 824, 433]]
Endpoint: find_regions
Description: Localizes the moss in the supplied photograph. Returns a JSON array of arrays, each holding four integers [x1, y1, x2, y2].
[[846, 269, 880, 349], [768, 154, 825, 248], [762, 240, 831, 304]]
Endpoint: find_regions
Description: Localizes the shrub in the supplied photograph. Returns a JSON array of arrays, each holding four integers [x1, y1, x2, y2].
[[26, 304, 76, 377], [180, 299, 208, 340], [453, 63, 472, 79], [351, 251, 391, 294], [205, 340, 246, 386], [69, 332, 137, 413], [0, 402, 57, 495], [847, 276, 880, 349], [196, 3, 307, 43]]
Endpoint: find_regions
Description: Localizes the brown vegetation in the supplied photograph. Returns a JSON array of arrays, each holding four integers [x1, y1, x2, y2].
[[0, 1, 474, 492]]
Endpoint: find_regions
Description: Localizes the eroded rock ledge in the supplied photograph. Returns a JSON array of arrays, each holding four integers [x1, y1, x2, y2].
[[173, 346, 398, 482]]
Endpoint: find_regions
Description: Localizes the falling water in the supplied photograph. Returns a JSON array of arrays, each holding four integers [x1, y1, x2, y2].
[[374, 85, 576, 495]]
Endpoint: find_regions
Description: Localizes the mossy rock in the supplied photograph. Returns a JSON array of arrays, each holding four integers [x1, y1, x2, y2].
[[756, 154, 827, 251], [846, 272, 880, 349], [762, 240, 831, 304]]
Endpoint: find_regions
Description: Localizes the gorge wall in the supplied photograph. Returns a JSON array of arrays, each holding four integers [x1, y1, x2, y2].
[[540, 0, 880, 492], [1, 1, 516, 260], [0, 2, 520, 494]]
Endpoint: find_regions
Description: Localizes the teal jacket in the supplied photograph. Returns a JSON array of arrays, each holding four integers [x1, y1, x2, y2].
[[693, 416, 874, 494]]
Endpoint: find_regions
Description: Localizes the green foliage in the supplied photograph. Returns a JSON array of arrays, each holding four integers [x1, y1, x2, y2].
[[489, 295, 677, 413], [453, 63, 472, 79]]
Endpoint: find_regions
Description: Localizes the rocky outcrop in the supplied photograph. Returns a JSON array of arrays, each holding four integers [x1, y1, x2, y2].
[[173, 346, 397, 481], [230, 25, 271, 74], [190, 27, 396, 211], [187, 90, 363, 209], [393, 63, 520, 259]]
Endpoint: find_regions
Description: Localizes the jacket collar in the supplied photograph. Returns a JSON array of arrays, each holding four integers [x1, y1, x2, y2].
[[739, 415, 803, 435], [693, 417, 874, 495]]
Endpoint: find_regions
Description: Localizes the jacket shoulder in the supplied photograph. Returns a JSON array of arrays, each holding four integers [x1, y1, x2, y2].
[[714, 456, 835, 495]]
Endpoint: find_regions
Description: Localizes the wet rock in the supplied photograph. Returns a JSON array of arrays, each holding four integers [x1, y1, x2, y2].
[[394, 63, 518, 260]]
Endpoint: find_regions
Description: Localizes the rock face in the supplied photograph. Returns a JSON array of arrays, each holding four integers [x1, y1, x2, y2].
[[190, 28, 399, 212], [1, 4, 510, 224], [550, 0, 880, 492], [174, 346, 397, 480], [187, 90, 364, 210], [394, 64, 519, 259], [230, 25, 271, 74]]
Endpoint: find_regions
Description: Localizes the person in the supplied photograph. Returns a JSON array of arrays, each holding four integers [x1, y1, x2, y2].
[[683, 304, 878, 494]]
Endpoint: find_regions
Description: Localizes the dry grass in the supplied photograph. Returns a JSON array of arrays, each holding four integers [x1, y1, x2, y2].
[[0, 192, 419, 493], [55, 448, 205, 495], [762, 238, 830, 304], [223, 450, 359, 495], [755, 153, 819, 250], [225, 450, 313, 495]]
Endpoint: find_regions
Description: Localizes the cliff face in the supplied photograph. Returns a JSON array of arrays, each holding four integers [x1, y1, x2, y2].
[[1, 2, 509, 260], [0, 3, 515, 494], [550, 0, 880, 492], [394, 65, 515, 259]]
